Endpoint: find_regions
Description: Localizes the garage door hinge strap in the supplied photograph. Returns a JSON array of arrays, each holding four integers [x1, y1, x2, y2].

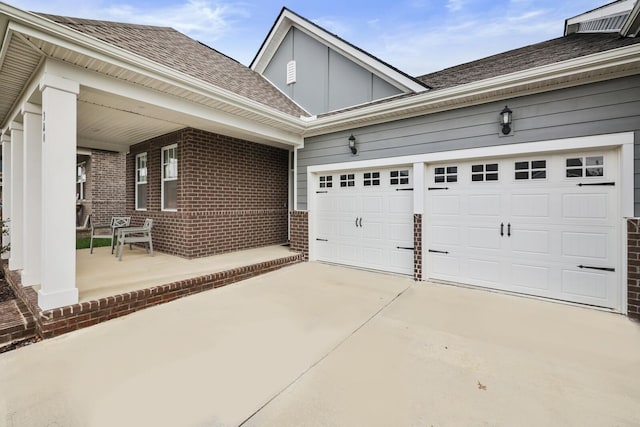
[[427, 187, 449, 190], [428, 249, 449, 254], [578, 265, 615, 272], [397, 246, 414, 250], [316, 238, 328, 242], [316, 190, 329, 193], [396, 188, 414, 191], [577, 182, 615, 187]]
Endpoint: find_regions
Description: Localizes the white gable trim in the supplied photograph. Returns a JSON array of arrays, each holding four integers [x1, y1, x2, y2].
[[251, 9, 428, 94]]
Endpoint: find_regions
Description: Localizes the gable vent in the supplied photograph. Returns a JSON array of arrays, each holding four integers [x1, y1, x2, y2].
[[286, 60, 297, 85], [577, 12, 629, 33]]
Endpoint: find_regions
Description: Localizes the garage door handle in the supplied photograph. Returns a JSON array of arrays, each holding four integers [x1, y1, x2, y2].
[[500, 223, 504, 236], [507, 223, 511, 237], [578, 265, 615, 272], [355, 217, 358, 227], [359, 218, 362, 227]]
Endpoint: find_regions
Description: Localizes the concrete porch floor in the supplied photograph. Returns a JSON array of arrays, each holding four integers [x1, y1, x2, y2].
[[76, 244, 296, 302]]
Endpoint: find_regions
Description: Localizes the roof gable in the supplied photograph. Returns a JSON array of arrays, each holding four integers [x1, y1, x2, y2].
[[250, 7, 428, 95]]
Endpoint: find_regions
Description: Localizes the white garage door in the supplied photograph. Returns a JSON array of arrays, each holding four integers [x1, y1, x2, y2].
[[426, 150, 620, 310], [314, 167, 414, 275]]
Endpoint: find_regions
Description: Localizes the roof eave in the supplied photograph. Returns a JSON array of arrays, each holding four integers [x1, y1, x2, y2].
[[303, 42, 640, 136]]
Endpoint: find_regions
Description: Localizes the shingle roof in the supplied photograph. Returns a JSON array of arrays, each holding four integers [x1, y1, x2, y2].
[[417, 33, 640, 90], [36, 14, 309, 117]]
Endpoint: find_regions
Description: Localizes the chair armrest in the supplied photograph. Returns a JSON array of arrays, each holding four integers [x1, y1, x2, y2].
[[91, 225, 112, 231]]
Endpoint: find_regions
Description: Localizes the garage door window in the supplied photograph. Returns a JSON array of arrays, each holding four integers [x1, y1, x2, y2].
[[364, 172, 380, 186], [515, 160, 546, 180], [566, 156, 604, 178], [340, 174, 355, 187], [319, 175, 333, 188], [471, 163, 499, 182], [390, 170, 409, 185], [435, 166, 458, 183]]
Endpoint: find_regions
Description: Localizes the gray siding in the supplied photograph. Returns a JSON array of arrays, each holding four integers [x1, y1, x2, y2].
[[297, 75, 640, 214], [263, 28, 402, 115]]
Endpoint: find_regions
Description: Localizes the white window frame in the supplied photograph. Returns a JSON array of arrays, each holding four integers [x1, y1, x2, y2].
[[135, 152, 147, 211], [76, 161, 86, 200], [162, 144, 178, 211]]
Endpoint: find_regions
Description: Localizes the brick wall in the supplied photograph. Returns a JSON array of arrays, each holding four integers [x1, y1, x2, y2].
[[127, 128, 289, 258], [290, 210, 309, 260], [88, 149, 126, 226], [414, 214, 422, 281], [627, 219, 640, 320]]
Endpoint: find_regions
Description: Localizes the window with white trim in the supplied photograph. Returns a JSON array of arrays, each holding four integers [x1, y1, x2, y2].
[[340, 173, 355, 187], [566, 156, 604, 178], [76, 162, 86, 200], [319, 175, 333, 188], [390, 170, 409, 185], [434, 166, 457, 183], [363, 172, 380, 186], [471, 163, 499, 182], [162, 145, 178, 210], [136, 153, 148, 210], [514, 160, 546, 180]]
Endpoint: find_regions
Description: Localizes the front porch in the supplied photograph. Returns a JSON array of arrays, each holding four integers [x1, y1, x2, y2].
[[4, 245, 302, 339]]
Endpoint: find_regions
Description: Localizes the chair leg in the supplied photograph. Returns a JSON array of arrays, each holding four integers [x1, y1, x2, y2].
[[149, 238, 153, 257], [90, 236, 94, 254]]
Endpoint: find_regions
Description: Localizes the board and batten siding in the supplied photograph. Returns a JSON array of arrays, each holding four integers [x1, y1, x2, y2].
[[297, 75, 640, 214], [263, 27, 403, 116]]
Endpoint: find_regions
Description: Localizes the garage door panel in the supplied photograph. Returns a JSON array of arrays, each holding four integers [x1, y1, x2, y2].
[[467, 258, 502, 284], [468, 195, 502, 216], [510, 229, 550, 255], [561, 269, 609, 299], [561, 193, 609, 220], [510, 264, 551, 290], [430, 254, 460, 277], [431, 225, 460, 246], [389, 194, 413, 213], [561, 231, 610, 260], [388, 250, 414, 273], [431, 195, 460, 215], [361, 196, 383, 213], [511, 194, 550, 218], [467, 227, 501, 250]]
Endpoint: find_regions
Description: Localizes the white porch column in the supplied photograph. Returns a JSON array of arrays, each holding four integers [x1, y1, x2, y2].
[[38, 74, 79, 310], [8, 122, 23, 271], [21, 103, 42, 286], [1, 133, 10, 260]]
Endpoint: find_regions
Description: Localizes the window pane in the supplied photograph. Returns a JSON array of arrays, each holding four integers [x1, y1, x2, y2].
[[446, 166, 457, 174], [434, 167, 444, 175], [364, 173, 371, 179], [586, 156, 603, 166], [486, 173, 498, 181], [137, 183, 147, 209], [391, 171, 398, 177], [472, 165, 483, 172], [515, 171, 528, 180], [400, 178, 409, 184], [472, 174, 483, 181], [400, 170, 409, 177], [586, 167, 603, 177], [566, 158, 582, 167], [486, 163, 498, 172], [566, 169, 582, 177], [515, 162, 528, 170], [372, 172, 380, 178], [531, 160, 546, 169], [435, 176, 444, 183], [163, 180, 177, 209], [532, 170, 546, 179], [447, 175, 457, 183]]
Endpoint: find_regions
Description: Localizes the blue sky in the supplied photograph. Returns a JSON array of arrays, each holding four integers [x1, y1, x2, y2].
[[10, 0, 606, 75]]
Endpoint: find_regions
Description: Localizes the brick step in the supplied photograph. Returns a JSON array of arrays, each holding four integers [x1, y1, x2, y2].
[[0, 299, 37, 350]]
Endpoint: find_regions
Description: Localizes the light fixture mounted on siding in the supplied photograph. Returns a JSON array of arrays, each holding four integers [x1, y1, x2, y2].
[[499, 105, 513, 135], [286, 60, 297, 85], [348, 134, 357, 155]]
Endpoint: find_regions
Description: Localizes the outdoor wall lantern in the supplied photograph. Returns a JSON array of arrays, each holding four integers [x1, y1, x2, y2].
[[499, 105, 513, 135], [348, 134, 357, 154]]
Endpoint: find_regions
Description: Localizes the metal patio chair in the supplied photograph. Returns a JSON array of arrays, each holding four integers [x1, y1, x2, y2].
[[89, 216, 131, 254], [115, 218, 153, 261]]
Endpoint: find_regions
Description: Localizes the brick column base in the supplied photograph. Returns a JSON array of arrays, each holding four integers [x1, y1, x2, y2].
[[627, 219, 640, 320], [290, 210, 309, 260]]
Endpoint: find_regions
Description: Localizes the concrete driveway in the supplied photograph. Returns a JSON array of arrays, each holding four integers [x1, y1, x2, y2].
[[0, 262, 639, 426]]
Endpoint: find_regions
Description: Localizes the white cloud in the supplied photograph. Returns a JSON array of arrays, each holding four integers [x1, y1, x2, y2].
[[312, 17, 351, 37], [446, 0, 465, 12]]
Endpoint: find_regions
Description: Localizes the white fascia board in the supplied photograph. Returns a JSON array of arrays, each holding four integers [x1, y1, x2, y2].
[[1, 10, 306, 132], [566, 0, 635, 26], [43, 59, 303, 147], [303, 42, 640, 136], [307, 132, 635, 173], [252, 10, 427, 94], [621, 0, 640, 36]]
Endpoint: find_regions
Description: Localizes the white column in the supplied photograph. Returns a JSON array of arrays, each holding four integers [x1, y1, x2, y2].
[[1, 134, 10, 260], [21, 103, 42, 286], [8, 122, 23, 271], [38, 74, 79, 310]]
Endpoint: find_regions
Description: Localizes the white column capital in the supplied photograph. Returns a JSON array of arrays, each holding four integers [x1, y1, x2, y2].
[[39, 73, 79, 95], [1, 134, 10, 144], [8, 122, 23, 132], [21, 102, 42, 116]]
